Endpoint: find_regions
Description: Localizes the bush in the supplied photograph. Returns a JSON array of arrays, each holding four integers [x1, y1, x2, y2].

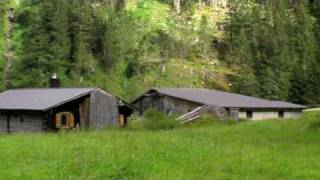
[[128, 108, 179, 130], [181, 113, 222, 128], [182, 113, 246, 127], [304, 111, 320, 130]]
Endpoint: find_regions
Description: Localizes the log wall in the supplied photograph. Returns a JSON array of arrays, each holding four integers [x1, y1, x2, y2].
[[163, 96, 202, 115], [0, 111, 43, 133], [133, 94, 202, 116], [0, 115, 7, 132]]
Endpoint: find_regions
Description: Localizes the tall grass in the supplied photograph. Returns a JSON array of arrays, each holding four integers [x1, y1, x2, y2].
[[128, 108, 179, 130], [0, 112, 319, 180]]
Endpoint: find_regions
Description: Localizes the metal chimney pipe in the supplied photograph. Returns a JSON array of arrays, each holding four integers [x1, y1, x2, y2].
[[49, 73, 60, 88]]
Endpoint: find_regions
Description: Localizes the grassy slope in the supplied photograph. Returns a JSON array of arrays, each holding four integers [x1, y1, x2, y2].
[[0, 112, 320, 180]]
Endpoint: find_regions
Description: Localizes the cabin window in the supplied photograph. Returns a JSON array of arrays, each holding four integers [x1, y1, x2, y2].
[[61, 115, 67, 126], [55, 112, 75, 129], [20, 117, 24, 123], [278, 111, 284, 118], [246, 111, 253, 119]]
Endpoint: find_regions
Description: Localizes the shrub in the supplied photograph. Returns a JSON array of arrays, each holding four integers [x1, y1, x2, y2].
[[182, 113, 222, 127], [304, 111, 320, 130], [128, 108, 179, 130]]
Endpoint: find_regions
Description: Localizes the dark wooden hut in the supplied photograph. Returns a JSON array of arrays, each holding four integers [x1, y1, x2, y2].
[[0, 88, 133, 133], [0, 74, 133, 133]]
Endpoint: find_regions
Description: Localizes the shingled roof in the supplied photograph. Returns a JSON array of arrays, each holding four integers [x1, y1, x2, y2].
[[141, 88, 307, 109], [0, 88, 95, 111]]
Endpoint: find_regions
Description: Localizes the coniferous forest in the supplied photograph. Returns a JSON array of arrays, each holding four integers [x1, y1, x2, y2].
[[0, 0, 320, 106]]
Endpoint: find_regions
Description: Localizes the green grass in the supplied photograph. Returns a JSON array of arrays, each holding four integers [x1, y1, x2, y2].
[[0, 112, 320, 180]]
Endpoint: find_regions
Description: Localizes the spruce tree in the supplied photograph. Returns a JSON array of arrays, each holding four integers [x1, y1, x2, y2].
[[289, 0, 318, 105], [46, 0, 71, 73], [13, 1, 51, 87], [69, 0, 95, 81]]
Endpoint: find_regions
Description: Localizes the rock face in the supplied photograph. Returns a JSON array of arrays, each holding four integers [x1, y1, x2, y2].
[[5, 8, 14, 89]]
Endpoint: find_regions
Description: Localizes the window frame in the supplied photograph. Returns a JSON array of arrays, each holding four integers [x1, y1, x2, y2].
[[61, 114, 67, 126], [246, 110, 253, 119], [278, 111, 284, 118]]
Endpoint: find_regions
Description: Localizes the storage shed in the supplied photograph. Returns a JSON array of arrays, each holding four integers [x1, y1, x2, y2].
[[0, 88, 133, 133], [132, 88, 307, 120]]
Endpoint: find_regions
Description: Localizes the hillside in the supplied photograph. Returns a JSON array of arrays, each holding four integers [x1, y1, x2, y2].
[[0, 112, 320, 179], [0, 0, 319, 105]]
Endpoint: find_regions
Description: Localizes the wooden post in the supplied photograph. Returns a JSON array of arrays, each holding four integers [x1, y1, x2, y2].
[[229, 108, 239, 122], [119, 115, 125, 127], [6, 113, 10, 133], [79, 97, 90, 129], [42, 112, 48, 132]]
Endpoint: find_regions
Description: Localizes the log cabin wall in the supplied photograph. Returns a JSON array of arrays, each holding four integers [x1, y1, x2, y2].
[[89, 89, 119, 129], [133, 93, 202, 116], [0, 114, 8, 132], [0, 111, 43, 133], [132, 92, 165, 115], [163, 96, 202, 115]]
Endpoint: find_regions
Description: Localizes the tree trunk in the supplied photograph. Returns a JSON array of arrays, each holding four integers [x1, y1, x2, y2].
[[174, 0, 181, 13]]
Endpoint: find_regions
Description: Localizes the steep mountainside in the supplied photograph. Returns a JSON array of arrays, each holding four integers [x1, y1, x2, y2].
[[0, 0, 319, 106]]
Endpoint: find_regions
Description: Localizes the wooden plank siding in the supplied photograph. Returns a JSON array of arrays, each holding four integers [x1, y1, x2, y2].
[[0, 115, 7, 132], [0, 111, 43, 133], [9, 113, 43, 132], [80, 97, 90, 129], [89, 89, 119, 129], [133, 94, 202, 116]]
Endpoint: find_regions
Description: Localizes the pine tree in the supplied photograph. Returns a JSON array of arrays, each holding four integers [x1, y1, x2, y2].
[[69, 0, 95, 80], [46, 0, 71, 73], [13, 1, 51, 87], [229, 29, 258, 96], [257, 0, 293, 100], [0, 0, 10, 90], [13, 0, 73, 87], [289, 0, 318, 105]]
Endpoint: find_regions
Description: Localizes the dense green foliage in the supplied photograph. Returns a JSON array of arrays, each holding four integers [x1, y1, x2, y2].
[[227, 0, 320, 106], [0, 0, 319, 105], [9, 0, 227, 100], [0, 2, 7, 61], [0, 112, 320, 179], [0, 0, 10, 91]]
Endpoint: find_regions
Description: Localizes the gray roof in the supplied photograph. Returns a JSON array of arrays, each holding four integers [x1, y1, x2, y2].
[[150, 88, 307, 109], [0, 88, 95, 111]]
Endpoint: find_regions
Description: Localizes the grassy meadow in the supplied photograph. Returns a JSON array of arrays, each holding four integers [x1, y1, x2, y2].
[[0, 112, 320, 180]]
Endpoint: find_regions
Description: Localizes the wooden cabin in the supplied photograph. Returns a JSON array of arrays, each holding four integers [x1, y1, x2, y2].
[[132, 88, 307, 121], [0, 75, 133, 133]]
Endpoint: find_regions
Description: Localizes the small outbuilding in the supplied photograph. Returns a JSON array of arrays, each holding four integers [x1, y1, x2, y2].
[[132, 88, 307, 120]]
